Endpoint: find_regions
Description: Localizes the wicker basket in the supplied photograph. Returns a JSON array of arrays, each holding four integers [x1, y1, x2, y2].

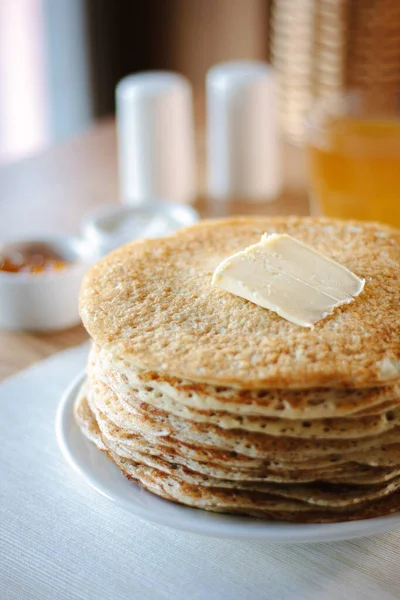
[[271, 0, 400, 145]]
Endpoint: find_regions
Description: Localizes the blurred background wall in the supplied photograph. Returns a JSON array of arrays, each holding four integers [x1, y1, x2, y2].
[[87, 0, 269, 116], [2, 0, 398, 164], [0, 0, 271, 164]]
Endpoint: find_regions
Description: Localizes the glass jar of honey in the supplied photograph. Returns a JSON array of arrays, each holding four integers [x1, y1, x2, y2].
[[306, 91, 400, 228]]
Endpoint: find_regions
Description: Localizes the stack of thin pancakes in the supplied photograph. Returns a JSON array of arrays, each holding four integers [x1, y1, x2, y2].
[[76, 217, 400, 523]]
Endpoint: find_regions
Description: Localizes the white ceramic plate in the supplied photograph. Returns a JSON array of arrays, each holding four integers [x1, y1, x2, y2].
[[56, 373, 400, 542]]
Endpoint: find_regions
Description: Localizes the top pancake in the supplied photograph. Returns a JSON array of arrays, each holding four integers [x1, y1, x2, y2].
[[80, 216, 400, 389]]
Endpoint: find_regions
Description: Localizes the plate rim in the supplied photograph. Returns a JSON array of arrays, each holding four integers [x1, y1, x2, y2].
[[56, 371, 400, 542]]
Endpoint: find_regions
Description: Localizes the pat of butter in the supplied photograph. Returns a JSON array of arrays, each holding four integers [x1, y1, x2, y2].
[[211, 233, 365, 327]]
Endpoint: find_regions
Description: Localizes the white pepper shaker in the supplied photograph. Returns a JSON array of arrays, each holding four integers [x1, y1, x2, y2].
[[207, 61, 281, 202], [116, 71, 196, 205]]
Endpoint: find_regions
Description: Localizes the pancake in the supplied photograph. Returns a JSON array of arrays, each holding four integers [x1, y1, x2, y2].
[[88, 376, 400, 460], [85, 377, 400, 472], [93, 345, 400, 421], [111, 455, 400, 508], [83, 379, 400, 470], [80, 217, 400, 389], [89, 353, 400, 441], [78, 391, 400, 484], [74, 392, 400, 522], [77, 216, 400, 523], [74, 380, 106, 450], [72, 396, 400, 511], [93, 401, 400, 472]]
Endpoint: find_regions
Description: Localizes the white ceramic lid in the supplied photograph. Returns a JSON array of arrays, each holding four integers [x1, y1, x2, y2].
[[82, 203, 199, 258]]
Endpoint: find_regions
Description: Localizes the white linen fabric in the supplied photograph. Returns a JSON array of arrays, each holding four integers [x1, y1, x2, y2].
[[1, 344, 400, 600]]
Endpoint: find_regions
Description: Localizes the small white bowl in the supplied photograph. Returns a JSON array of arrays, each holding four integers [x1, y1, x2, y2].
[[0, 236, 95, 331]]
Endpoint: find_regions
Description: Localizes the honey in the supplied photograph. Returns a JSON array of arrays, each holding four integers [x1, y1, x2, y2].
[[307, 117, 400, 228], [0, 245, 70, 274]]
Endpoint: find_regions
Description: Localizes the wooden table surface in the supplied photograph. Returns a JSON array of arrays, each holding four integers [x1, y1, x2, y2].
[[0, 118, 309, 380]]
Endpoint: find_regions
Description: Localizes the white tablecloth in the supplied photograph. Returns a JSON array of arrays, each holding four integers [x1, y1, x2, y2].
[[1, 344, 400, 600]]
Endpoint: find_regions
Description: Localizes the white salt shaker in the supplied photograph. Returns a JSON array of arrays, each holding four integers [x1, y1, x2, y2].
[[116, 72, 196, 205], [207, 61, 281, 202]]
